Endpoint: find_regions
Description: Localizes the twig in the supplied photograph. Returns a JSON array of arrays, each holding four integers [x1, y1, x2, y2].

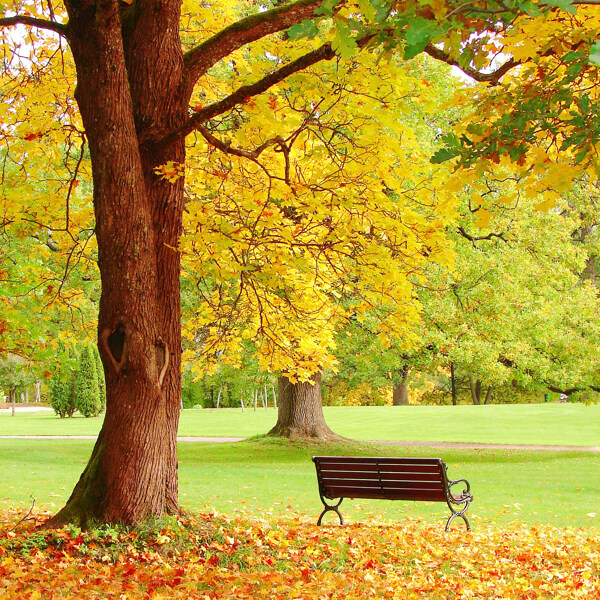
[[13, 495, 37, 529]]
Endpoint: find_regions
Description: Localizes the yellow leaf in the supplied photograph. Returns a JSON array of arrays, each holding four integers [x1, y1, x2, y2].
[[535, 198, 556, 212], [475, 208, 492, 228]]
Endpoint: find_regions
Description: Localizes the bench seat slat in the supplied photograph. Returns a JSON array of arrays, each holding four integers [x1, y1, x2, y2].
[[318, 463, 442, 474], [324, 486, 448, 502], [315, 456, 441, 463], [320, 477, 445, 489], [318, 470, 445, 482]]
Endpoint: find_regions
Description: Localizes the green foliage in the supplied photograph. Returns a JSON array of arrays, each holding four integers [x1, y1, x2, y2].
[[589, 41, 600, 67], [74, 345, 102, 418], [0, 356, 36, 401], [49, 372, 77, 418]]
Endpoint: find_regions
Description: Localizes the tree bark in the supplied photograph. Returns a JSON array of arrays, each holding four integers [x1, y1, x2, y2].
[[392, 368, 409, 405], [49, 0, 185, 527], [268, 373, 340, 440]]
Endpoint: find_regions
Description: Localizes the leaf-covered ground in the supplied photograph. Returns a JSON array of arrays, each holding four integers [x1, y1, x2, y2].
[[1, 509, 598, 599]]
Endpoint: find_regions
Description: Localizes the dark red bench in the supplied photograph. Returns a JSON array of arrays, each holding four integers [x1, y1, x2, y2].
[[313, 456, 473, 531]]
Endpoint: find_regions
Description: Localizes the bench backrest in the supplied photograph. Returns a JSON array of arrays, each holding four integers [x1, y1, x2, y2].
[[313, 456, 449, 503]]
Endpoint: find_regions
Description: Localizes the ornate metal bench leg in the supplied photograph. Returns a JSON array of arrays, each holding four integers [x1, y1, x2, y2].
[[445, 512, 470, 532], [317, 497, 344, 526], [445, 499, 471, 531]]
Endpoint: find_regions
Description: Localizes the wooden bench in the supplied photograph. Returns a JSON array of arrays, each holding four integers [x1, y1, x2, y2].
[[313, 456, 473, 531]]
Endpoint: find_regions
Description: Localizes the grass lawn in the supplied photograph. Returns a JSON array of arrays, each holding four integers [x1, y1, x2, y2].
[[1, 402, 599, 446], [0, 438, 598, 529]]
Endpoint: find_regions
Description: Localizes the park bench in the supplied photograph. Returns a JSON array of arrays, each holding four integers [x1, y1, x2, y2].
[[312, 456, 473, 531]]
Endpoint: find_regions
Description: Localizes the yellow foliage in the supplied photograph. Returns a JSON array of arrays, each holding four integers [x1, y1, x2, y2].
[[181, 50, 457, 378], [326, 381, 392, 406]]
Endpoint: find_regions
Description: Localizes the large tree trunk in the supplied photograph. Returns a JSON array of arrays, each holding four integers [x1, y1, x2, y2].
[[49, 0, 185, 527], [392, 367, 409, 405], [268, 373, 340, 440]]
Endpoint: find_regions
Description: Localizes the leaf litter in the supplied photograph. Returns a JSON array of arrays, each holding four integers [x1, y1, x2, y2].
[[0, 507, 598, 599]]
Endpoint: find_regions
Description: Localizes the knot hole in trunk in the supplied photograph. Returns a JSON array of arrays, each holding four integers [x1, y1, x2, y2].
[[101, 326, 128, 374]]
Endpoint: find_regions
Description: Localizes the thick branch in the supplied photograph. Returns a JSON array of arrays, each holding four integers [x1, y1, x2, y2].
[[183, 0, 332, 98], [198, 125, 285, 161], [498, 356, 595, 395], [425, 43, 517, 85], [457, 225, 507, 245], [546, 385, 584, 395], [0, 15, 67, 37], [160, 42, 338, 151]]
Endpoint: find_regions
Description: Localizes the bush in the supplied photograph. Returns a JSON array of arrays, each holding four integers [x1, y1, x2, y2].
[[74, 345, 103, 417], [49, 372, 77, 418]]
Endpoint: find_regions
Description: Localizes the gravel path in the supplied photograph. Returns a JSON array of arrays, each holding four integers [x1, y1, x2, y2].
[[0, 435, 598, 452]]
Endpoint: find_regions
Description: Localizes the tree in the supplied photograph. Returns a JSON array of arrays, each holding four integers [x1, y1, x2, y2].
[[49, 370, 77, 418], [74, 344, 103, 417], [0, 355, 36, 416], [4, 0, 345, 526], [181, 50, 460, 435], [2, 0, 594, 526], [268, 373, 339, 439], [418, 178, 600, 397]]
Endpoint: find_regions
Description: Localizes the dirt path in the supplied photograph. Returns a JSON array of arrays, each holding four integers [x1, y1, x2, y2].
[[1, 435, 598, 452], [0, 435, 246, 442], [368, 440, 600, 452]]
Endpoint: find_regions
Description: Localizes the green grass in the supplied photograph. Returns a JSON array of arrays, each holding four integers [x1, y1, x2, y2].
[[2, 404, 598, 529], [2, 403, 599, 446], [1, 438, 598, 529]]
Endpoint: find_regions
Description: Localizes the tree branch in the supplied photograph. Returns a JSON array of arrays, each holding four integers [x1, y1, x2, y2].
[[160, 32, 378, 152], [425, 43, 517, 85], [498, 356, 595, 396], [457, 225, 507, 246], [159, 42, 338, 151], [198, 124, 285, 161], [182, 0, 334, 98], [0, 15, 67, 37]]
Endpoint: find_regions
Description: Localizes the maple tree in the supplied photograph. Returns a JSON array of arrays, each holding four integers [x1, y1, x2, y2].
[[2, 0, 598, 526], [180, 50, 456, 437]]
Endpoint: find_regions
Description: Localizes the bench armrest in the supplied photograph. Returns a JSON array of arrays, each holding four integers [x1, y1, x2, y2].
[[448, 478, 472, 501]]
